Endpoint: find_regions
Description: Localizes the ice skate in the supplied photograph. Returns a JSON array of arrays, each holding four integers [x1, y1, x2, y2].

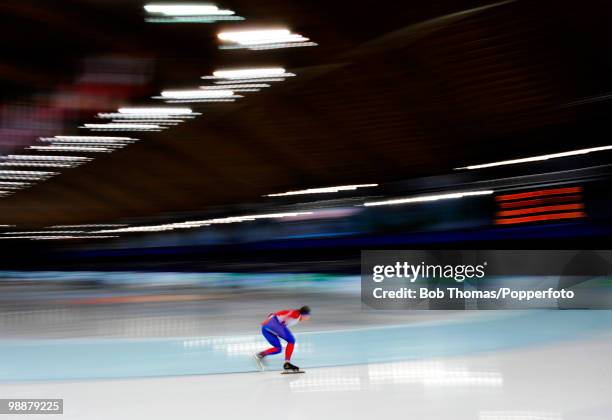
[[281, 361, 305, 374], [253, 352, 265, 371]]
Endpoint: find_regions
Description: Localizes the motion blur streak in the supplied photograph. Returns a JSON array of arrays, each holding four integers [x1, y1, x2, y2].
[[495, 212, 586, 225], [211, 68, 287, 79], [118, 107, 195, 115], [497, 204, 584, 217], [457, 146, 612, 170], [266, 184, 378, 197], [144, 4, 235, 16], [217, 29, 317, 50], [498, 195, 582, 209], [143, 3, 243, 23], [364, 190, 493, 206], [495, 187, 585, 225], [495, 187, 583, 201]]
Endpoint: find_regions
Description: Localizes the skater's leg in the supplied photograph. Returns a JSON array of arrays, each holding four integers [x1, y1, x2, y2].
[[267, 320, 294, 344], [275, 325, 296, 362], [262, 317, 297, 362], [285, 343, 294, 362], [260, 327, 282, 356]]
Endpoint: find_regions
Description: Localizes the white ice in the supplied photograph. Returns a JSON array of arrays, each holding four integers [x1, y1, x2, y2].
[[1, 335, 610, 420]]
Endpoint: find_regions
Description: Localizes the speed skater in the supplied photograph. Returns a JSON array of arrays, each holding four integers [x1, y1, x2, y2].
[[254, 306, 311, 372]]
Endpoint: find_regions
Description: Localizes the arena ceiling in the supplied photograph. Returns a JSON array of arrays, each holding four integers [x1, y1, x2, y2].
[[1, 0, 611, 227]]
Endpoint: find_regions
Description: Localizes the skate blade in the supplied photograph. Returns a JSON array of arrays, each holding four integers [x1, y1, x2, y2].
[[253, 355, 265, 372], [281, 370, 305, 374]]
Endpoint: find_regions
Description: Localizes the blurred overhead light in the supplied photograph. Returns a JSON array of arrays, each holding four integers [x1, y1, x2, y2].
[[3, 231, 86, 235], [0, 235, 119, 240], [81, 123, 165, 131], [214, 78, 288, 84], [201, 84, 270, 89], [456, 145, 612, 170], [266, 184, 379, 197], [99, 114, 191, 120], [211, 68, 287, 79], [29, 146, 116, 153], [2, 155, 89, 161], [95, 211, 314, 233], [159, 89, 236, 99], [0, 170, 58, 181], [40, 143, 127, 149], [118, 107, 196, 115], [199, 68, 295, 95], [144, 3, 243, 23], [144, 4, 233, 16], [0, 155, 92, 168], [163, 98, 237, 103], [40, 136, 137, 144], [0, 181, 30, 189], [364, 190, 494, 207], [45, 136, 137, 142], [200, 86, 261, 93], [110, 119, 182, 124], [217, 29, 317, 50]]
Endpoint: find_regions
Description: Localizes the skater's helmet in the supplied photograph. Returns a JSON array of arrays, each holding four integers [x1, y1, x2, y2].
[[299, 306, 311, 317]]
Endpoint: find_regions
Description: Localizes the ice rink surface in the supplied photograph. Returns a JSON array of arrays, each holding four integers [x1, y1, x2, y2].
[[1, 335, 611, 420], [1, 310, 612, 420]]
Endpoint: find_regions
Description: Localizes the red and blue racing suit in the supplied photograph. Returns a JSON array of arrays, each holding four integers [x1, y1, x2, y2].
[[260, 309, 302, 361]]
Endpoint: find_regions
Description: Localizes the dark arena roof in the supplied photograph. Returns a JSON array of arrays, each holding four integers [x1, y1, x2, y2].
[[1, 0, 612, 228]]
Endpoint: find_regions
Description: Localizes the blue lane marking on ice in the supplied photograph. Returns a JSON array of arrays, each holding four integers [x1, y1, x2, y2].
[[1, 310, 612, 382]]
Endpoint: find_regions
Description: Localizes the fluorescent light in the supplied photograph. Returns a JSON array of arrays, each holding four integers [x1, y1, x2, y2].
[[95, 211, 313, 233], [4, 155, 90, 161], [214, 78, 288, 84], [81, 123, 164, 130], [217, 29, 316, 50], [163, 98, 237, 103], [160, 89, 235, 99], [99, 113, 192, 120], [456, 145, 612, 170], [145, 16, 243, 23], [3, 230, 86, 235], [51, 136, 137, 141], [0, 161, 83, 168], [144, 4, 234, 16], [245, 42, 318, 50], [29, 146, 115, 153], [40, 137, 136, 144], [212, 68, 287, 79], [267, 184, 379, 197], [0, 235, 119, 240], [118, 107, 195, 115], [200, 86, 261, 93], [0, 181, 30, 189], [201, 84, 270, 89], [364, 190, 494, 207], [218, 29, 290, 41], [0, 170, 57, 180], [40, 142, 126, 148], [234, 35, 309, 46], [0, 155, 92, 168], [110, 119, 182, 124]]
